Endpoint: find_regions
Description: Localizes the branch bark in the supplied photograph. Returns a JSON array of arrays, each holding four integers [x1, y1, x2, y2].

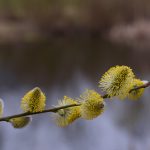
[[0, 104, 81, 122]]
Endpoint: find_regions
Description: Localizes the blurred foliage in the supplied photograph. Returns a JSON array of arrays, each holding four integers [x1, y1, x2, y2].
[[0, 0, 150, 28], [0, 0, 150, 44]]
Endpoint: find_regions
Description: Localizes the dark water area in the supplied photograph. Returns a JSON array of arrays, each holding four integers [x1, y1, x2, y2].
[[0, 37, 149, 89]]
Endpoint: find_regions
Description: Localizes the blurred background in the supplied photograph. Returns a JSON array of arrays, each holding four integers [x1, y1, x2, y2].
[[0, 0, 150, 150]]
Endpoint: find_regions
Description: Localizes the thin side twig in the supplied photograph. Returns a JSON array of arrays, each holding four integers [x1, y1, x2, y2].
[[102, 81, 150, 98], [129, 81, 150, 93]]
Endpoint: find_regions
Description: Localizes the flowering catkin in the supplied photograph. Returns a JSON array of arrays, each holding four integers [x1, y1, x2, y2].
[[0, 99, 4, 117], [21, 87, 46, 113], [52, 96, 81, 127], [80, 90, 105, 120], [128, 79, 145, 100], [99, 65, 135, 99], [9, 116, 32, 128]]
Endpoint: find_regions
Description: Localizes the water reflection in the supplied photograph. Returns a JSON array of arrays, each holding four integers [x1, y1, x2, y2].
[[0, 38, 149, 88]]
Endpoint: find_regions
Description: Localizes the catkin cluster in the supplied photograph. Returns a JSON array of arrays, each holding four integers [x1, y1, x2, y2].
[[0, 65, 147, 128], [0, 87, 46, 128], [52, 90, 105, 127], [99, 65, 145, 100]]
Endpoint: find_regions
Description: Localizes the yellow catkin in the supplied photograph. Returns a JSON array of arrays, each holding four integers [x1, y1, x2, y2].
[[52, 96, 81, 127], [9, 116, 32, 129], [21, 87, 46, 113], [0, 99, 4, 117], [128, 79, 145, 100], [80, 90, 105, 120], [99, 65, 135, 99]]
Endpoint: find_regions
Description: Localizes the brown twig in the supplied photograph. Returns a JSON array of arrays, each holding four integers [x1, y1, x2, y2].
[[0, 104, 81, 122], [129, 81, 150, 93]]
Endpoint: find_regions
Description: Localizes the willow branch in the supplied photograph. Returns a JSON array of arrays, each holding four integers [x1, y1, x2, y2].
[[129, 81, 150, 93], [0, 81, 150, 122], [0, 103, 81, 122]]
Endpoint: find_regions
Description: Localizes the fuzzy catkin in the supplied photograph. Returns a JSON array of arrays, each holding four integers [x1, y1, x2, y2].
[[80, 90, 105, 120], [52, 96, 81, 127], [128, 79, 145, 100], [21, 87, 46, 113], [0, 99, 4, 117], [99, 65, 135, 99], [9, 116, 32, 128]]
